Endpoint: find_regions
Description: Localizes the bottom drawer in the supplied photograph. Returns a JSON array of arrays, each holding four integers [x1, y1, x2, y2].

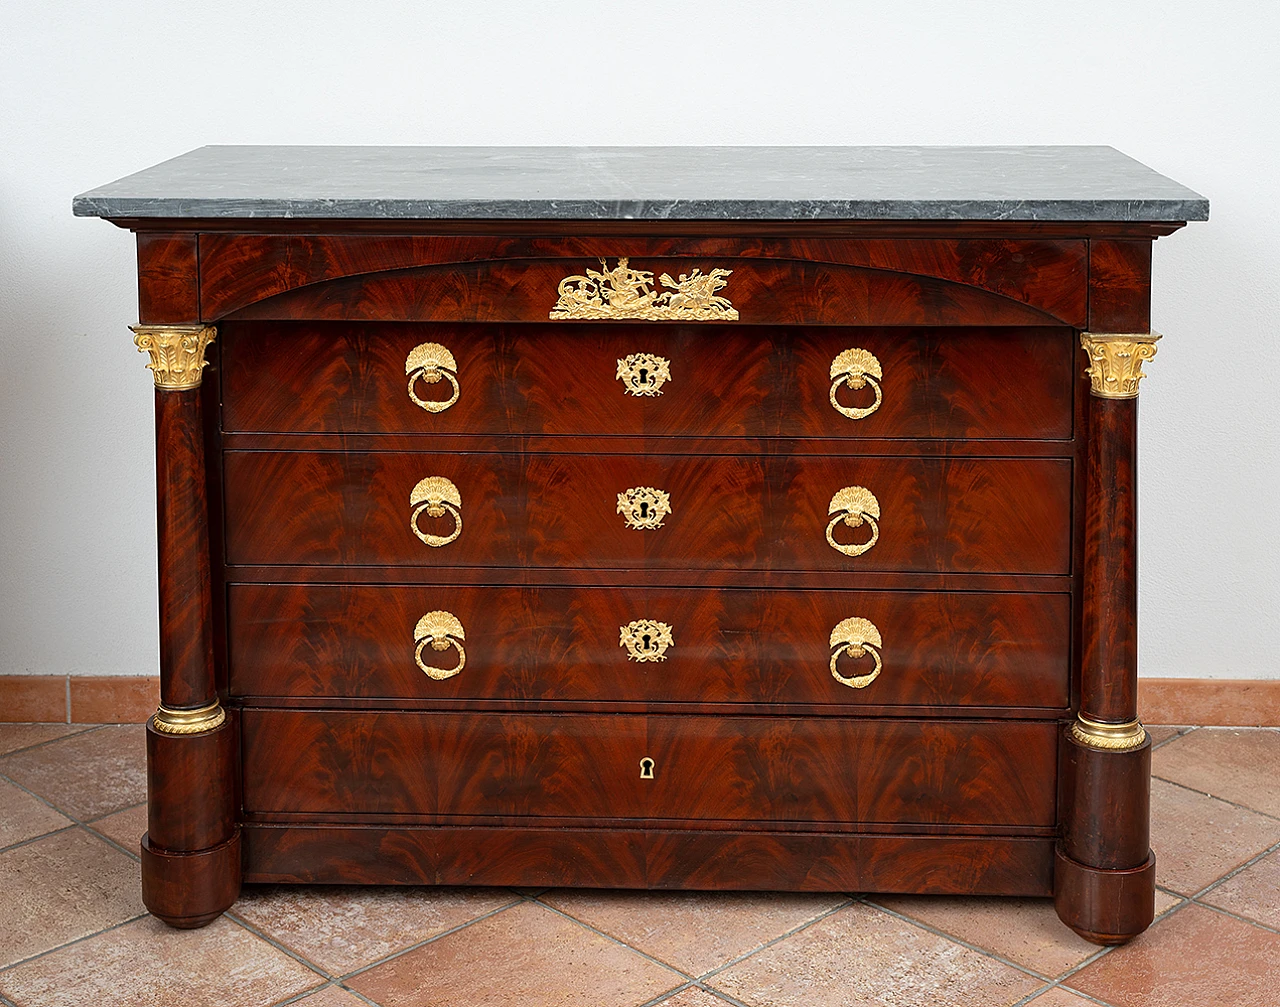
[[244, 824, 1055, 896], [241, 710, 1058, 828]]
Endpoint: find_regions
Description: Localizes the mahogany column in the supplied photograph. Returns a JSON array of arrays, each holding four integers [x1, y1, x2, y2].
[[133, 324, 241, 928], [1056, 329, 1161, 944]]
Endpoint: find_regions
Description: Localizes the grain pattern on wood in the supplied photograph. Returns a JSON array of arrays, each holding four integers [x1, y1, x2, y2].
[[146, 720, 237, 852], [141, 830, 242, 929], [1088, 240, 1152, 333], [242, 823, 1053, 895], [646, 832, 1054, 895], [240, 711, 1058, 826], [137, 231, 199, 323], [222, 260, 1076, 327], [198, 235, 1088, 325], [223, 565, 1075, 594], [219, 323, 1076, 440], [222, 450, 1072, 575], [227, 584, 1071, 710], [1081, 397, 1138, 722], [1054, 847, 1155, 945], [1059, 731, 1151, 869], [155, 390, 216, 710]]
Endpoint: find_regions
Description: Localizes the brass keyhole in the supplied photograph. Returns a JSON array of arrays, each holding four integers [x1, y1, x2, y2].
[[639, 757, 655, 779], [641, 633, 652, 650], [638, 366, 649, 386], [639, 501, 649, 518]]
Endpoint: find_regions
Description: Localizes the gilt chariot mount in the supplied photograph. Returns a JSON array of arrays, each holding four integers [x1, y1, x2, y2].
[[551, 257, 738, 321]]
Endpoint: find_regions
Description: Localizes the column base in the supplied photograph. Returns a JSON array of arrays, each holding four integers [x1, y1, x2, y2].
[[141, 829, 242, 929], [1054, 846, 1155, 945]]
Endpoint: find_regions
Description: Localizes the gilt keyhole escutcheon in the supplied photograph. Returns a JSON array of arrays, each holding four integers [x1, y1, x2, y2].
[[619, 619, 674, 662], [640, 758, 656, 779], [617, 487, 672, 531], [616, 353, 672, 397]]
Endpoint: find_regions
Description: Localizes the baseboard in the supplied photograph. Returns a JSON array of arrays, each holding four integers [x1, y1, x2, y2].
[[1, 675, 1277, 726], [1137, 678, 1280, 727], [0, 675, 160, 723]]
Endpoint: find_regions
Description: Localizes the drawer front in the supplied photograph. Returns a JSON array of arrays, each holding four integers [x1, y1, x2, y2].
[[228, 584, 1070, 710], [223, 452, 1072, 575], [220, 322, 1075, 440], [240, 710, 1058, 827]]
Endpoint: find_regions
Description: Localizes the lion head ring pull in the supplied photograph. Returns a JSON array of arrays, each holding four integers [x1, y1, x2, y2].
[[829, 347, 883, 420], [413, 610, 466, 680], [825, 486, 881, 557], [829, 616, 883, 690], [405, 342, 460, 413], [410, 476, 462, 548]]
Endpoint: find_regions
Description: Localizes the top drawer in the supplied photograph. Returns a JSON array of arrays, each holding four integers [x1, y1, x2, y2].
[[219, 323, 1075, 440]]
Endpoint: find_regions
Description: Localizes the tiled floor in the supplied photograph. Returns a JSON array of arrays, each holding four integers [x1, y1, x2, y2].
[[2, 724, 1279, 1007]]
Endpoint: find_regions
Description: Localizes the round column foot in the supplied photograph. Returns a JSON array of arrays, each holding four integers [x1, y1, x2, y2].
[[141, 829, 242, 929], [1054, 846, 1155, 945]]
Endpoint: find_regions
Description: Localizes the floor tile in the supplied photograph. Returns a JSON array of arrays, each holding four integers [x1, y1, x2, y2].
[[0, 724, 85, 756], [349, 899, 682, 1006], [233, 884, 519, 975], [707, 902, 1041, 1007], [871, 895, 1098, 978], [0, 828, 144, 967], [655, 989, 735, 1006], [0, 915, 323, 1007], [1149, 778, 1280, 894], [1153, 728, 1280, 816], [0, 725, 146, 819], [1023, 988, 1106, 1005], [0, 778, 72, 849], [1067, 903, 1280, 1007], [286, 985, 370, 1006], [1152, 888, 1183, 918], [543, 888, 848, 976], [87, 802, 147, 853], [1200, 846, 1280, 928], [1143, 725, 1182, 747]]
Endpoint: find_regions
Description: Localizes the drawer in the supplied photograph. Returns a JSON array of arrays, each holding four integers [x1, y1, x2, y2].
[[240, 710, 1058, 827], [223, 452, 1072, 575], [228, 584, 1070, 711], [220, 322, 1075, 440]]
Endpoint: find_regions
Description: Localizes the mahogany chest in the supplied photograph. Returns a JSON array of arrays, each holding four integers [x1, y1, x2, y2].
[[75, 146, 1208, 943]]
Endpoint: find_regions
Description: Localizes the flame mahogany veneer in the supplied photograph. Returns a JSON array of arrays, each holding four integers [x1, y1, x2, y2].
[[114, 212, 1176, 942]]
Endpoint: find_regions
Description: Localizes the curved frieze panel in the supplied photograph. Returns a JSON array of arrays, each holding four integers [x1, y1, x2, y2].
[[198, 235, 1087, 326]]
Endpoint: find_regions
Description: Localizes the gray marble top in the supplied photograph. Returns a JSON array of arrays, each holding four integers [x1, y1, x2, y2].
[[73, 146, 1208, 222]]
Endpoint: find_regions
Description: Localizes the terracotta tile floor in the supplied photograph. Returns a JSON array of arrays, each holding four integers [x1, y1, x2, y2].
[[2, 723, 1279, 1006]]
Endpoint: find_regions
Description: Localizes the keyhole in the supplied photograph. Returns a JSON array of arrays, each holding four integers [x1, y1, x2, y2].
[[639, 757, 655, 779], [642, 633, 652, 650], [639, 501, 649, 518], [638, 367, 649, 385]]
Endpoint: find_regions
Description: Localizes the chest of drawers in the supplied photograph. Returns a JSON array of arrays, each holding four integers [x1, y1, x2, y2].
[[75, 146, 1207, 943]]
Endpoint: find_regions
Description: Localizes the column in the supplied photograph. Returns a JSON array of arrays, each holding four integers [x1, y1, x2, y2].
[[1055, 331, 1161, 944], [133, 325, 241, 929]]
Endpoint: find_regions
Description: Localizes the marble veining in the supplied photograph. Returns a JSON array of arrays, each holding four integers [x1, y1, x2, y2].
[[72, 145, 1209, 222]]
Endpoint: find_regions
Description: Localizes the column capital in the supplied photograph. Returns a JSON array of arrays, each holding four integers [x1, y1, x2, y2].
[[1079, 332, 1161, 399], [132, 324, 216, 391]]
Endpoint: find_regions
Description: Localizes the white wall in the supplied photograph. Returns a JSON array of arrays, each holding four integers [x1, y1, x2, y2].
[[1, 1, 1276, 679]]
